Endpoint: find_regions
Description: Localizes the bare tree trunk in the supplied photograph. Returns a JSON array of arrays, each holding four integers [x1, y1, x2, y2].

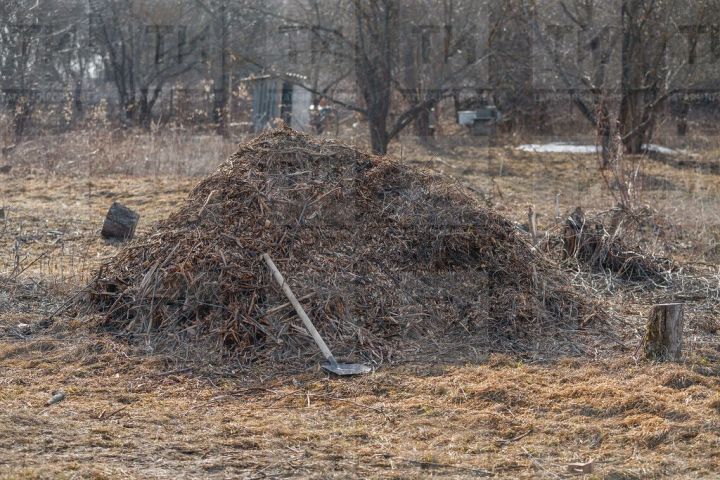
[[619, 0, 664, 154], [597, 100, 612, 169], [619, 0, 643, 154], [676, 95, 689, 136], [368, 113, 389, 155], [11, 92, 33, 141], [123, 94, 136, 124], [354, 0, 396, 155], [138, 86, 162, 129], [138, 88, 152, 129], [414, 98, 435, 139], [212, 0, 228, 136], [72, 79, 84, 124], [619, 94, 645, 154]]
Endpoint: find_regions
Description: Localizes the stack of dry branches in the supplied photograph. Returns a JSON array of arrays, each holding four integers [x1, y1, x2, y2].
[[86, 127, 597, 362], [563, 206, 671, 282]]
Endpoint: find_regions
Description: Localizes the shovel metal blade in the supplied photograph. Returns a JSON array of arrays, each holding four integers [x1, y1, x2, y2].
[[322, 361, 372, 376]]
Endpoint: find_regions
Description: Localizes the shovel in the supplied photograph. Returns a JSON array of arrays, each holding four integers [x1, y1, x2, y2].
[[263, 253, 372, 376]]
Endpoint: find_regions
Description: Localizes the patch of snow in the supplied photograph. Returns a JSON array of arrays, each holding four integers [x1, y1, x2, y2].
[[517, 143, 599, 154], [644, 144, 677, 155], [516, 142, 679, 155]]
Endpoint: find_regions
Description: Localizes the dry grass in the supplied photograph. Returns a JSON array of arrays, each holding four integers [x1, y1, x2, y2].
[[4, 127, 239, 177], [1, 127, 719, 478], [0, 335, 717, 478], [0, 174, 196, 288], [391, 132, 720, 267]]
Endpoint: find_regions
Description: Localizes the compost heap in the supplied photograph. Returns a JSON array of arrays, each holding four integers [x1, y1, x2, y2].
[[89, 128, 592, 362]]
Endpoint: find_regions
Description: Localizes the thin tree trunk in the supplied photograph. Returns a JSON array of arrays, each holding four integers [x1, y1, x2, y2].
[[368, 108, 389, 155], [123, 94, 136, 124], [619, 0, 664, 154], [676, 95, 689, 136], [353, 0, 396, 155], [139, 88, 151, 129], [619, 0, 644, 154], [213, 0, 228, 136], [71, 79, 84, 124], [414, 98, 434, 139], [11, 92, 33, 140], [620, 91, 645, 154], [598, 100, 612, 168]]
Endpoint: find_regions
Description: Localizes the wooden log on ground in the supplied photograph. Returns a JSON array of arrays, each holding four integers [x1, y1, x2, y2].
[[644, 303, 684, 361], [101, 202, 140, 241]]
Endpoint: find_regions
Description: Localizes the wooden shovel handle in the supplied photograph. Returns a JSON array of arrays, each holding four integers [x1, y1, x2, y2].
[[262, 253, 337, 364]]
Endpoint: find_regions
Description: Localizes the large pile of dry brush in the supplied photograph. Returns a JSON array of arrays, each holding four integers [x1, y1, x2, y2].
[[87, 128, 596, 362]]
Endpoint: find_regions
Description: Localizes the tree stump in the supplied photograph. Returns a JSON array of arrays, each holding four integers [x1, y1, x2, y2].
[[644, 303, 684, 361], [101, 202, 140, 241]]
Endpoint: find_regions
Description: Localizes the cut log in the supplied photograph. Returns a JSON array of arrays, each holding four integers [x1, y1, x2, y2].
[[644, 303, 684, 361], [101, 202, 140, 241]]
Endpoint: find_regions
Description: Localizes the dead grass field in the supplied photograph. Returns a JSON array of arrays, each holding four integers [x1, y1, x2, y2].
[[1, 338, 719, 479], [1, 130, 719, 478]]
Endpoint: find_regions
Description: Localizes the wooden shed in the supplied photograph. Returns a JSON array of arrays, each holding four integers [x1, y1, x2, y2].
[[242, 75, 312, 133]]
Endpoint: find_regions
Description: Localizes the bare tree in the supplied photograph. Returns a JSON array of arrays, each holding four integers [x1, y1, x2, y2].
[[253, 0, 491, 154], [617, 0, 673, 154], [194, 0, 264, 135], [488, 0, 536, 131], [0, 0, 98, 135], [528, 0, 716, 157], [88, 0, 205, 127], [0, 0, 55, 139], [45, 0, 93, 124]]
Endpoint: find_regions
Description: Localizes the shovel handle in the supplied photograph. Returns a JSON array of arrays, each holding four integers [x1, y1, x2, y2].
[[262, 253, 337, 364]]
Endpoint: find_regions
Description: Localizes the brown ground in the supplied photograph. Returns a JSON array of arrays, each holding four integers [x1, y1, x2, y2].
[[1, 338, 719, 479], [1, 130, 719, 478]]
